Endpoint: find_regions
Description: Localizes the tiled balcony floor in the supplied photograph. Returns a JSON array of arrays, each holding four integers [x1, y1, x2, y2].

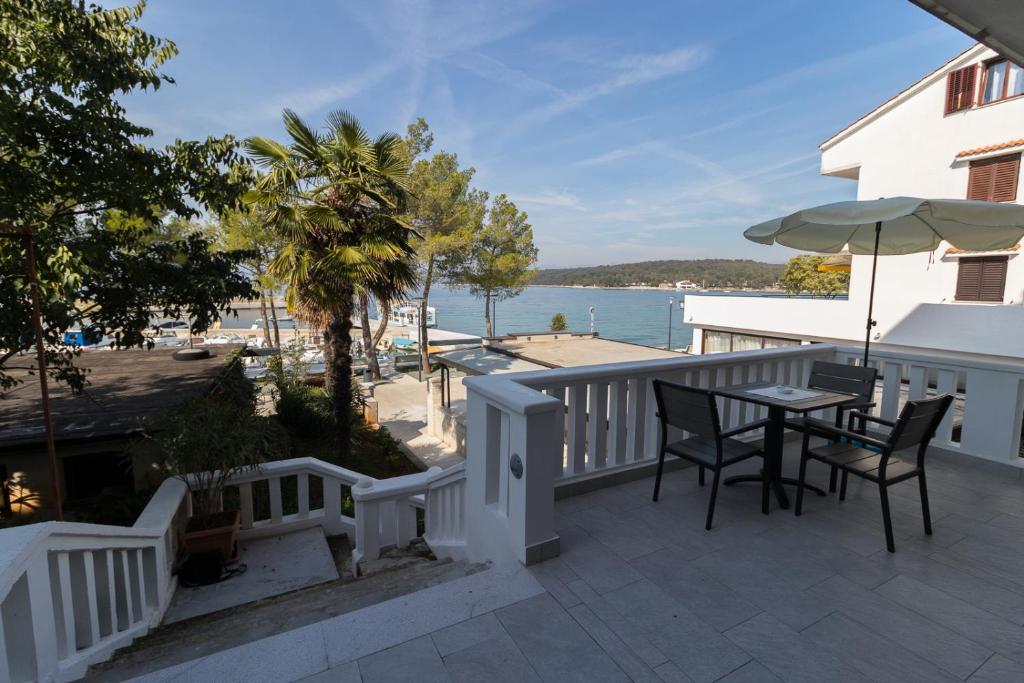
[[308, 447, 1024, 683]]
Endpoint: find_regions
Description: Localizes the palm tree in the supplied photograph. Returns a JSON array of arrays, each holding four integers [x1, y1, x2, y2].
[[357, 251, 417, 380], [245, 110, 415, 461]]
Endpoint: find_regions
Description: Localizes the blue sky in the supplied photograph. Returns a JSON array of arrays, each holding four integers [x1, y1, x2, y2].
[[128, 0, 972, 267]]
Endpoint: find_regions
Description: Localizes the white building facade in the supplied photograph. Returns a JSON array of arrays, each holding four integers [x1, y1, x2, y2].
[[687, 43, 1024, 361]]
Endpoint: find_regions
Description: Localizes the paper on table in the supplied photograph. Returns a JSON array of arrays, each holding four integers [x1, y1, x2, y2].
[[745, 386, 823, 402]]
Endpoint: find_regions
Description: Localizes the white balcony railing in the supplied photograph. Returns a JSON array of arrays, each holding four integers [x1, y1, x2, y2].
[[0, 478, 189, 683], [462, 343, 1024, 566], [0, 458, 466, 683]]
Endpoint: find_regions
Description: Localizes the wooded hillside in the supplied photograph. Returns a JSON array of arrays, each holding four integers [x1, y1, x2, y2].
[[533, 259, 785, 288]]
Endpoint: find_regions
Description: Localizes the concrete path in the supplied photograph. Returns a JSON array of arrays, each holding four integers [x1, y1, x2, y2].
[[373, 371, 462, 470], [163, 528, 338, 624]]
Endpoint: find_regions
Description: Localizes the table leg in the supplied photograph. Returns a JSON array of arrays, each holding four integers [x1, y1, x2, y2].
[[724, 406, 826, 511]]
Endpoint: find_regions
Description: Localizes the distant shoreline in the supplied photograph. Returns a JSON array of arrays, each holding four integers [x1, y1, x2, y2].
[[528, 284, 785, 293]]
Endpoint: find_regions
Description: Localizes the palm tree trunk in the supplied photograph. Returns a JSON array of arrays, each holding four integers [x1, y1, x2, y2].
[[268, 295, 281, 348], [259, 291, 272, 347], [358, 291, 380, 381], [419, 255, 433, 375], [484, 290, 493, 337], [371, 301, 390, 381], [327, 287, 354, 463], [322, 327, 333, 392]]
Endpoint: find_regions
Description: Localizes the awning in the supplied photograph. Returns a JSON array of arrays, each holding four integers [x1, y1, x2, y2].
[[909, 1, 1024, 66]]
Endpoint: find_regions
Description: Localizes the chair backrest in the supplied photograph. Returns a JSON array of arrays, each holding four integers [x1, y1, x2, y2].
[[807, 360, 877, 401], [652, 379, 721, 440], [887, 394, 954, 453]]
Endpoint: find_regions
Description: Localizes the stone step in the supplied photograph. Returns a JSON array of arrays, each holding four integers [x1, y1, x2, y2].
[[84, 548, 484, 682]]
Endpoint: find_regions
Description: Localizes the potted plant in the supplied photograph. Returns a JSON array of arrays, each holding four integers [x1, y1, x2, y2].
[[152, 363, 285, 563]]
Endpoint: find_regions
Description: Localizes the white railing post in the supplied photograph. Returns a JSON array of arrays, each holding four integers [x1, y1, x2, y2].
[[351, 478, 379, 573], [26, 554, 59, 676], [464, 380, 563, 566], [961, 367, 1024, 463], [323, 476, 344, 537]]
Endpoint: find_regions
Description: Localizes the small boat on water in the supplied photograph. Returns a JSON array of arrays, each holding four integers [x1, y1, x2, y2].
[[388, 303, 436, 328]]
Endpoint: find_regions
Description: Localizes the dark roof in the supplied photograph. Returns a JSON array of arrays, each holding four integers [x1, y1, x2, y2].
[[0, 346, 242, 449]]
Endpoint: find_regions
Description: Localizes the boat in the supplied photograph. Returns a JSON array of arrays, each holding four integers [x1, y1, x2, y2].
[[388, 303, 436, 328]]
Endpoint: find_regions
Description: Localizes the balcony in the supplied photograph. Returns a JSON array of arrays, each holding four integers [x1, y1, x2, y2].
[[3, 343, 1024, 681]]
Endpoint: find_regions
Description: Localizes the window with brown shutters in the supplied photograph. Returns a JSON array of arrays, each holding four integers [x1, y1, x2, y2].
[[967, 153, 1021, 202], [955, 256, 1008, 302], [945, 65, 977, 114]]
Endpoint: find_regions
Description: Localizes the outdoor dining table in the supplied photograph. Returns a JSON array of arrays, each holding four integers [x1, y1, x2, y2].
[[713, 381, 862, 510]]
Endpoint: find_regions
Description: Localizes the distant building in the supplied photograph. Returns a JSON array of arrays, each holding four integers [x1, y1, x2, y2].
[[687, 43, 1024, 359]]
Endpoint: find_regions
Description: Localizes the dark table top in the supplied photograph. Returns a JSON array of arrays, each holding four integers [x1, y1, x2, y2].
[[714, 381, 860, 414]]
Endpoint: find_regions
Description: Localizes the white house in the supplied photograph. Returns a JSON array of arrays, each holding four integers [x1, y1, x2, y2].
[[686, 43, 1024, 361]]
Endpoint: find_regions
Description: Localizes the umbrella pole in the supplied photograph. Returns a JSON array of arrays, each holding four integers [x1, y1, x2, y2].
[[863, 221, 881, 366]]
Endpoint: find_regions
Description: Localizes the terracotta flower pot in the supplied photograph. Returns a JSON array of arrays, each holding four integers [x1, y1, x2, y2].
[[184, 509, 240, 563]]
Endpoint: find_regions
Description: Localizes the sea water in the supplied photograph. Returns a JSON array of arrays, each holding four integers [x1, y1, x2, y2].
[[224, 287, 799, 349]]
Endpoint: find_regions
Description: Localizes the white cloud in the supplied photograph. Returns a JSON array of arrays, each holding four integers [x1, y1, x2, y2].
[[512, 190, 582, 209]]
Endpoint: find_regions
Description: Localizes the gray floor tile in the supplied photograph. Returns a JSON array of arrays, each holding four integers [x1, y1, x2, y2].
[[715, 661, 783, 683], [430, 612, 507, 657], [297, 662, 362, 683], [442, 632, 541, 683], [601, 579, 751, 683], [566, 579, 668, 669], [653, 661, 694, 682], [557, 525, 644, 594], [810, 574, 992, 679], [802, 612, 959, 683], [496, 593, 629, 682], [875, 574, 1024, 663], [629, 546, 760, 632], [568, 604, 662, 683], [968, 654, 1024, 683], [357, 636, 451, 683], [724, 613, 868, 683], [567, 504, 669, 561]]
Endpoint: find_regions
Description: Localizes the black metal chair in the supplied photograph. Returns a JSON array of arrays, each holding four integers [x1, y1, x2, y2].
[[784, 361, 878, 492], [652, 380, 770, 530], [795, 393, 954, 552]]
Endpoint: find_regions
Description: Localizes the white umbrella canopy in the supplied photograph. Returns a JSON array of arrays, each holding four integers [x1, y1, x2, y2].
[[744, 197, 1024, 364], [745, 197, 1024, 254]]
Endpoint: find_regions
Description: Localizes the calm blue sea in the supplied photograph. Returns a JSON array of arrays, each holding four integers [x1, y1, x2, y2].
[[223, 287, 810, 348], [224, 287, 795, 349]]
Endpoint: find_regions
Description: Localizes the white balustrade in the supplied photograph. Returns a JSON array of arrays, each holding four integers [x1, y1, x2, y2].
[[0, 456, 469, 681], [461, 343, 1024, 566], [0, 477, 188, 683], [833, 345, 1024, 463]]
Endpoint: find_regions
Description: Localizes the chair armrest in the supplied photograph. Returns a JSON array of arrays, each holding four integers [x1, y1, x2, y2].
[[849, 410, 895, 427], [840, 400, 876, 411], [720, 418, 772, 439], [802, 417, 890, 450]]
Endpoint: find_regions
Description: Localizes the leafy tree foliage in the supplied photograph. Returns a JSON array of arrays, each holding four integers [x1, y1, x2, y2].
[[404, 119, 487, 370], [532, 259, 785, 289], [0, 0, 255, 393], [550, 312, 568, 332], [245, 110, 415, 462], [779, 255, 849, 298], [456, 194, 538, 336]]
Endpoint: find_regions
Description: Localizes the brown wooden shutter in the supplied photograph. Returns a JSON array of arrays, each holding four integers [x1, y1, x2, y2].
[[956, 256, 1007, 302], [945, 65, 977, 114], [968, 153, 1021, 201]]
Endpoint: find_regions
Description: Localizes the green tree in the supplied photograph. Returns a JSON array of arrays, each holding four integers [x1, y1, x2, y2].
[[0, 0, 254, 392], [457, 194, 538, 336], [245, 110, 415, 461], [780, 255, 849, 298], [404, 120, 487, 372], [550, 312, 568, 332], [212, 207, 285, 347]]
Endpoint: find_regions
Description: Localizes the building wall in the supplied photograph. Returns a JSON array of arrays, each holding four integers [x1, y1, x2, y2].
[[690, 45, 1024, 360]]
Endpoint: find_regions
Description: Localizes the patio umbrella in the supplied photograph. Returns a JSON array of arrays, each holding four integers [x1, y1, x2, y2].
[[745, 197, 1024, 364]]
